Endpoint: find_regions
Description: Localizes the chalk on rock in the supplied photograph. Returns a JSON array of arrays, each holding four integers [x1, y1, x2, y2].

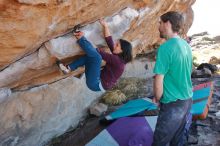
[[0, 88, 11, 103]]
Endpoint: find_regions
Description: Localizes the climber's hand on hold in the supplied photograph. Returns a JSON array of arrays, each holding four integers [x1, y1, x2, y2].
[[74, 31, 84, 40], [99, 18, 108, 28]]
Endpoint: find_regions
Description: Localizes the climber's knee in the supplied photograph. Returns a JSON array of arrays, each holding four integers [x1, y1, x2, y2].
[[86, 82, 101, 91]]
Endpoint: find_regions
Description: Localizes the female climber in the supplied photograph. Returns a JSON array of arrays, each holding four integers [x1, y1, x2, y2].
[[57, 19, 133, 91]]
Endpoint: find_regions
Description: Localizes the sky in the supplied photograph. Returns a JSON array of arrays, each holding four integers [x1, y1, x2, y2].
[[188, 0, 220, 36]]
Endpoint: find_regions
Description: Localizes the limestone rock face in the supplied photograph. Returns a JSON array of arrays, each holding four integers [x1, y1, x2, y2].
[[0, 0, 195, 90], [0, 0, 195, 145]]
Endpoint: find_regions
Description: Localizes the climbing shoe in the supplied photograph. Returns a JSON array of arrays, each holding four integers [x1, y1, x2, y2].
[[72, 24, 81, 33], [56, 60, 70, 74]]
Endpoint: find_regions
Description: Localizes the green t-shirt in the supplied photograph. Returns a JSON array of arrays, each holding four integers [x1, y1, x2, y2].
[[153, 37, 193, 103]]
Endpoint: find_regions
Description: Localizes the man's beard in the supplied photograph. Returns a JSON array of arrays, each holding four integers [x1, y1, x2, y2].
[[159, 31, 166, 38]]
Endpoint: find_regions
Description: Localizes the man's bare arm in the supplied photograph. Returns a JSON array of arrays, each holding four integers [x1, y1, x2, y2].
[[153, 74, 164, 102]]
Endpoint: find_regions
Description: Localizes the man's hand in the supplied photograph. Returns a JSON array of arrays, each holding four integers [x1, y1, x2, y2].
[[74, 31, 84, 40], [152, 97, 160, 107]]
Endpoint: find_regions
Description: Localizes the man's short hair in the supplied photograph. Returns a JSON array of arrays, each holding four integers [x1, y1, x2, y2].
[[160, 11, 184, 33]]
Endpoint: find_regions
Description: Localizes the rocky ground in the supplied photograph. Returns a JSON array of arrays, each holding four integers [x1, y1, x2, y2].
[[47, 33, 220, 146], [188, 76, 220, 146], [188, 33, 220, 146], [190, 32, 220, 68]]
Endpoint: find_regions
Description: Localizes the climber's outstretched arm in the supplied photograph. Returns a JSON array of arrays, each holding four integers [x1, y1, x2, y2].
[[99, 19, 111, 37], [99, 19, 114, 52]]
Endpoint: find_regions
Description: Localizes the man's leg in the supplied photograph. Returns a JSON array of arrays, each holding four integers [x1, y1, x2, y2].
[[68, 56, 87, 71], [170, 99, 192, 146], [152, 99, 192, 146]]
